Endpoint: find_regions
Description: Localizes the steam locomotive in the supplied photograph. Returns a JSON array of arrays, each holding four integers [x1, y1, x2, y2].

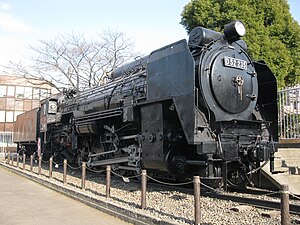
[[14, 21, 278, 188]]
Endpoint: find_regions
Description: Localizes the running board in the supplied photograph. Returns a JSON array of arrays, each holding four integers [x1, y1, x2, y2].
[[89, 157, 129, 167]]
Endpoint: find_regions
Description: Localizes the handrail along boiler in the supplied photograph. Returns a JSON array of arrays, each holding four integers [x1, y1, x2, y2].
[[14, 21, 278, 188]]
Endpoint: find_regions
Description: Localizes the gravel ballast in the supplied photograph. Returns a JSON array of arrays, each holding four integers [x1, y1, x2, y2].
[[2, 158, 300, 225]]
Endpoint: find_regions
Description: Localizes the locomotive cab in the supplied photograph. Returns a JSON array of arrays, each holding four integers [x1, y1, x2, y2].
[[40, 95, 61, 133], [40, 94, 70, 161]]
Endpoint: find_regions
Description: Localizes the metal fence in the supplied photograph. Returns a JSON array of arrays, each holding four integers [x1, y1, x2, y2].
[[0, 132, 16, 154], [278, 87, 300, 139]]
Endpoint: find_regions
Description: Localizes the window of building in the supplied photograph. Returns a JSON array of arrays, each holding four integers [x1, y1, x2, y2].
[[0, 85, 7, 97], [5, 123, 13, 132], [0, 111, 5, 122], [32, 100, 40, 108], [15, 99, 24, 110], [24, 100, 32, 111], [0, 99, 5, 110], [40, 89, 49, 99], [16, 86, 25, 98], [7, 86, 15, 97], [33, 88, 40, 100], [6, 98, 15, 110], [24, 87, 32, 99], [6, 111, 14, 122]]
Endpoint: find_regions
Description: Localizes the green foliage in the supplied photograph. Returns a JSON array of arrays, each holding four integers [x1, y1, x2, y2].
[[181, 0, 300, 88]]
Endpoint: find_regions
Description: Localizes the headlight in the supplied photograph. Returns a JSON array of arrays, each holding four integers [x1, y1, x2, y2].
[[48, 101, 57, 114], [224, 20, 246, 42]]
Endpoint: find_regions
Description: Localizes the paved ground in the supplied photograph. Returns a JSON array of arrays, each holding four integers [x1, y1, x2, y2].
[[0, 167, 131, 225]]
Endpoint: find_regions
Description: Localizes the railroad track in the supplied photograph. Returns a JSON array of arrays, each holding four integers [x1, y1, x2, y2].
[[205, 192, 300, 215], [110, 174, 300, 215], [64, 166, 300, 215]]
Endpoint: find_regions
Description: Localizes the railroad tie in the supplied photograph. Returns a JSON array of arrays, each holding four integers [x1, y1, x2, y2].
[[261, 210, 280, 218], [230, 205, 252, 212]]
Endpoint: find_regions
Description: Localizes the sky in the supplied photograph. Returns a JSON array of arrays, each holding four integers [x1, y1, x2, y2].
[[0, 0, 299, 67]]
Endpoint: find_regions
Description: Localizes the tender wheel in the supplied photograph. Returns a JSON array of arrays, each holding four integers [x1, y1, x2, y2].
[[227, 162, 253, 189], [200, 165, 222, 189]]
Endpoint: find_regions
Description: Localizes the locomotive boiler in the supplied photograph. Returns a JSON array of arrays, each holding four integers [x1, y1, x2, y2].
[[15, 21, 278, 188]]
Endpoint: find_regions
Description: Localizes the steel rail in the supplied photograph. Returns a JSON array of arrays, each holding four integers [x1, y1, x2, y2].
[[204, 192, 300, 215]]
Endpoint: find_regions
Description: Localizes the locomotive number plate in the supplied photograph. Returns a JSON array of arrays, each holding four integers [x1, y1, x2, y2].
[[223, 56, 247, 70]]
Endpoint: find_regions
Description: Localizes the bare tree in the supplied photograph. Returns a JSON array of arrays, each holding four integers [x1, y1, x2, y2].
[[2, 61, 60, 91], [2, 29, 138, 91]]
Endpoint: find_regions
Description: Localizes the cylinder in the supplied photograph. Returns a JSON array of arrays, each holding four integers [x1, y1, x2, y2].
[[82, 162, 86, 190], [141, 170, 147, 209], [193, 176, 201, 225], [281, 184, 289, 225], [106, 165, 111, 198], [49, 157, 53, 178], [63, 159, 67, 185]]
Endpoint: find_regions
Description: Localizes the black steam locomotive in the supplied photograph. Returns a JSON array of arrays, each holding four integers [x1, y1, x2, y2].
[[14, 21, 278, 188]]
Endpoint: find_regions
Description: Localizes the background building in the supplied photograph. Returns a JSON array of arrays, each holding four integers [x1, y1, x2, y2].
[[0, 75, 58, 154]]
